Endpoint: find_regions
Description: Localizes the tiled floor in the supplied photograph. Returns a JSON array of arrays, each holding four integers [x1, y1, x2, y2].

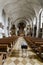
[[3, 37, 43, 65]]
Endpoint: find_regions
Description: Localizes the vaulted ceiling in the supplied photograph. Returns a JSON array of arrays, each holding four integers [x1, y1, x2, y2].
[[0, 0, 43, 22]]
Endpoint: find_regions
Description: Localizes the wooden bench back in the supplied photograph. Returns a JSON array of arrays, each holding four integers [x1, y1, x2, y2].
[[0, 35, 18, 44], [0, 54, 3, 65]]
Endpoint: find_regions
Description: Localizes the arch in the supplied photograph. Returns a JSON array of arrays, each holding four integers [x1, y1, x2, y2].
[[39, 8, 42, 15], [14, 17, 30, 23], [13, 17, 30, 27], [17, 21, 26, 29]]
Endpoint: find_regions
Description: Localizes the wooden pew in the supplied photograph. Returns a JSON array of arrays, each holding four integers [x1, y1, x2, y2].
[[0, 35, 19, 43], [0, 44, 8, 59], [0, 44, 8, 52], [0, 54, 3, 65], [0, 35, 19, 58], [0, 35, 18, 49], [24, 36, 43, 59]]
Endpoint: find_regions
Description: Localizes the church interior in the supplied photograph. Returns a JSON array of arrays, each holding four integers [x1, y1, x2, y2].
[[0, 0, 43, 65]]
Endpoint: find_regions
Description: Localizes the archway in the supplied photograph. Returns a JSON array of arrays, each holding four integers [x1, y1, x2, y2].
[[12, 17, 32, 36], [17, 20, 26, 35]]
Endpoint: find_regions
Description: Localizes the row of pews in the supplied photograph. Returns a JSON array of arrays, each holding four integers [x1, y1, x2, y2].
[[0, 35, 43, 64], [0, 35, 18, 61], [24, 36, 43, 60]]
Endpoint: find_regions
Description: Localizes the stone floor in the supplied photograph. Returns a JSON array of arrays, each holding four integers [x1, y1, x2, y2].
[[3, 37, 43, 65]]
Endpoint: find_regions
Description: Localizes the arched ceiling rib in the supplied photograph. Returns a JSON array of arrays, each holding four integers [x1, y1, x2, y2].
[[4, 1, 35, 13], [4, 6, 35, 16], [3, 0, 36, 21], [10, 15, 32, 22], [8, 9, 35, 20], [0, 0, 43, 22]]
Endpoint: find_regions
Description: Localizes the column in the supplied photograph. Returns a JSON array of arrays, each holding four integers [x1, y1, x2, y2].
[[32, 17, 36, 37], [8, 18, 11, 36], [2, 9, 8, 37], [32, 21, 34, 37], [36, 15, 39, 37], [42, 23, 43, 38], [35, 17, 37, 37], [15, 24, 18, 36], [0, 10, 5, 38], [31, 21, 33, 36], [38, 13, 41, 37]]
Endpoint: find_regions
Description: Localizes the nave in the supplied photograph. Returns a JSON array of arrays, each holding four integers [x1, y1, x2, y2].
[[0, 0, 43, 65], [2, 37, 43, 65]]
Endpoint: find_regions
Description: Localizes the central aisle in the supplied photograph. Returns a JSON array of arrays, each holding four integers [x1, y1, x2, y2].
[[3, 37, 43, 65]]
